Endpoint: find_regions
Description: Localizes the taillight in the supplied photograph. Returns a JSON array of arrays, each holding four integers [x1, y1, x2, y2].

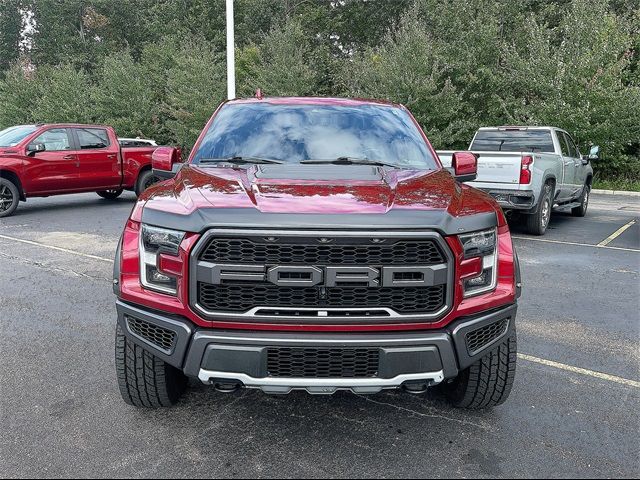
[[520, 155, 533, 184]]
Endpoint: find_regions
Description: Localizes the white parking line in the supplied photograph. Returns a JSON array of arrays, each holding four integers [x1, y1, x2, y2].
[[1, 232, 638, 389], [518, 354, 640, 388], [512, 236, 640, 253], [0, 233, 112, 263], [598, 219, 637, 246]]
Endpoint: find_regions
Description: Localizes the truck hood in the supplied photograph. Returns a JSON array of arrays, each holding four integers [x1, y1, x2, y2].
[[140, 164, 499, 232]]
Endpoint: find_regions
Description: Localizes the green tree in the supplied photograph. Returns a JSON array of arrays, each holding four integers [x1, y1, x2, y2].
[[0, 0, 26, 73], [238, 19, 327, 97], [30, 63, 93, 123], [90, 51, 156, 138], [0, 63, 39, 126], [337, 9, 470, 148], [163, 39, 226, 149]]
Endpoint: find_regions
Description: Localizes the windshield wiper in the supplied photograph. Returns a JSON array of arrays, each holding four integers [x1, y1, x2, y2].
[[198, 156, 285, 165], [300, 157, 402, 169]]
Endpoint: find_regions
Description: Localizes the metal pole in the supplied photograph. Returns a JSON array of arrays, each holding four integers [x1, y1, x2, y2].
[[226, 0, 236, 100]]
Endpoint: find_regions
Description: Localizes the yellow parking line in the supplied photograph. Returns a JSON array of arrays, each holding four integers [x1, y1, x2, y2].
[[518, 354, 640, 388], [597, 219, 637, 246], [512, 236, 640, 253], [0, 234, 112, 262]]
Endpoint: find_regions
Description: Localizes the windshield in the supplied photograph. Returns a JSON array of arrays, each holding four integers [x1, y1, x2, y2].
[[470, 129, 555, 153], [0, 125, 38, 147], [191, 103, 438, 169]]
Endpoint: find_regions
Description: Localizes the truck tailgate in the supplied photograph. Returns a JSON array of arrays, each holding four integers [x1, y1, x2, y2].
[[473, 152, 522, 185], [436, 150, 522, 185]]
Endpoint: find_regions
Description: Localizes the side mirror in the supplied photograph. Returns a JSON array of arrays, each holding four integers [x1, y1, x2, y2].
[[451, 151, 478, 182], [582, 145, 600, 164], [152, 146, 180, 180], [27, 143, 46, 156]]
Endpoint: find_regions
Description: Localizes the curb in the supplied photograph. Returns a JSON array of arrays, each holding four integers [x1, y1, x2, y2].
[[592, 189, 640, 197]]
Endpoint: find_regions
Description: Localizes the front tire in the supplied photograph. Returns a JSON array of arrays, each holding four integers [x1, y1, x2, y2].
[[571, 184, 590, 217], [524, 183, 553, 235], [0, 178, 20, 218], [439, 331, 517, 409], [115, 325, 187, 408], [97, 189, 123, 200]]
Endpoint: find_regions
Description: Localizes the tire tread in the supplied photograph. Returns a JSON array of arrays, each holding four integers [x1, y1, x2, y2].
[[115, 324, 185, 408], [444, 332, 517, 409]]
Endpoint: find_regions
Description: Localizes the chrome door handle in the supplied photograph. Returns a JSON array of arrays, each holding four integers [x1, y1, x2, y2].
[[63, 155, 75, 160]]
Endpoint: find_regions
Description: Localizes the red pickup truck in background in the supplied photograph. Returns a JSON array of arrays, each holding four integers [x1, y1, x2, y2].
[[0, 123, 160, 217]]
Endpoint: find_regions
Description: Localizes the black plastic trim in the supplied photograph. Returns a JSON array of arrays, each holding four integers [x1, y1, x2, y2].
[[115, 300, 193, 369], [141, 207, 498, 236], [183, 329, 458, 379], [112, 234, 122, 295], [447, 304, 517, 370], [114, 300, 517, 380], [153, 162, 183, 180]]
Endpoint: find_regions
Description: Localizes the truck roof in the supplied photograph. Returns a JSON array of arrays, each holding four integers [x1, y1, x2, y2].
[[226, 96, 402, 108], [477, 126, 557, 131], [35, 123, 113, 129]]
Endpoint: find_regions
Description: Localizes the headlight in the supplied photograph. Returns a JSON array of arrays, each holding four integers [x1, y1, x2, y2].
[[140, 224, 185, 295], [459, 228, 497, 297]]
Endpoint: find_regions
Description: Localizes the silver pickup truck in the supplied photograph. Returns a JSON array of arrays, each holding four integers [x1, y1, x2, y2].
[[437, 126, 599, 235]]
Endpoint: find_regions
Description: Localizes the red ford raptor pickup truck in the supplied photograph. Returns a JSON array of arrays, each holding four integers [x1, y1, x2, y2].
[[113, 97, 521, 409]]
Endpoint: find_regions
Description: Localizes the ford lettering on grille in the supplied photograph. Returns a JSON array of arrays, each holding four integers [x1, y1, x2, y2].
[[197, 263, 448, 288]]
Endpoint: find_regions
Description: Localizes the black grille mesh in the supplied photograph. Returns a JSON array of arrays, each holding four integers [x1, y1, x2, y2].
[[198, 283, 446, 314], [200, 237, 445, 265], [267, 347, 379, 378], [465, 318, 509, 354], [126, 316, 176, 352]]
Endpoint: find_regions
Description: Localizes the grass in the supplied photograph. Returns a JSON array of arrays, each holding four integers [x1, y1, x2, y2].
[[593, 178, 640, 192]]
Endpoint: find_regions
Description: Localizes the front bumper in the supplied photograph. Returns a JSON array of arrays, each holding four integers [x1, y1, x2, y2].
[[116, 300, 517, 395]]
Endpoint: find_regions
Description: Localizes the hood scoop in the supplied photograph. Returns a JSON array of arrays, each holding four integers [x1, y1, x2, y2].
[[254, 164, 383, 182]]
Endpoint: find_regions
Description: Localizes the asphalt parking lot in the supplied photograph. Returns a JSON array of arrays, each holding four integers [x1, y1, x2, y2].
[[0, 192, 638, 478]]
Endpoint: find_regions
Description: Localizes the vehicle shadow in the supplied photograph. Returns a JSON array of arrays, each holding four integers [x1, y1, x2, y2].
[[7, 194, 137, 218], [506, 210, 575, 236]]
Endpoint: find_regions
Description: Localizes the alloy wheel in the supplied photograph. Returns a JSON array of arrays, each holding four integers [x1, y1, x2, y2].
[[0, 184, 14, 212], [583, 188, 589, 212], [541, 197, 551, 229]]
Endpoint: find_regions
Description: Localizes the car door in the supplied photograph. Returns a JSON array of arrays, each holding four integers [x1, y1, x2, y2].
[[563, 132, 584, 198], [72, 127, 122, 189], [560, 131, 582, 199], [23, 128, 79, 194], [555, 130, 575, 201]]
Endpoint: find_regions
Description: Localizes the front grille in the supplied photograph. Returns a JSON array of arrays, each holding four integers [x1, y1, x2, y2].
[[193, 232, 451, 320], [267, 347, 379, 378], [465, 318, 509, 354], [200, 237, 445, 265], [126, 316, 176, 352], [198, 283, 446, 314]]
